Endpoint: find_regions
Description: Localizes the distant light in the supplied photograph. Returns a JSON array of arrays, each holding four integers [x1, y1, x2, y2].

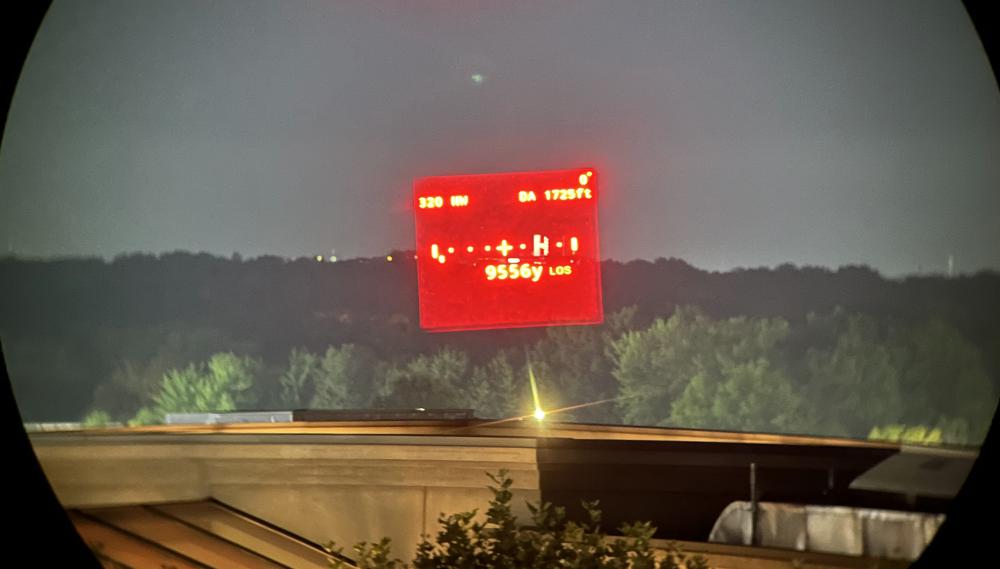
[[416, 407, 426, 412], [386, 255, 393, 262], [328, 255, 337, 262], [315, 255, 323, 262], [533, 408, 546, 421], [471, 73, 484, 85]]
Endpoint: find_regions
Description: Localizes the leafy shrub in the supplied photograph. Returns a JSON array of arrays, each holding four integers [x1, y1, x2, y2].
[[327, 470, 709, 569], [82, 409, 113, 427]]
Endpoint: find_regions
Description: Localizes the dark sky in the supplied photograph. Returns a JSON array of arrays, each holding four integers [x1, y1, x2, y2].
[[1, 0, 998, 275]]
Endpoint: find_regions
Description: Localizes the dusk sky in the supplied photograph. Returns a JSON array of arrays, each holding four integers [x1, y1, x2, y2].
[[1, 0, 998, 275]]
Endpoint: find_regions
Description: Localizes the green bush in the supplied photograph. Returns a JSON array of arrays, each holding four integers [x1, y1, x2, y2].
[[82, 409, 113, 427], [327, 470, 709, 569]]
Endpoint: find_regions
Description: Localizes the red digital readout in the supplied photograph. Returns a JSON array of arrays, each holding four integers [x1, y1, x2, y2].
[[413, 168, 603, 332]]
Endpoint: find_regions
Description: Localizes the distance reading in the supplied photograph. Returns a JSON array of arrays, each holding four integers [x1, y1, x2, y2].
[[412, 167, 603, 331], [484, 263, 572, 282]]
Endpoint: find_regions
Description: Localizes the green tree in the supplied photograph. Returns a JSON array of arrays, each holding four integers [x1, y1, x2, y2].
[[280, 348, 318, 408], [527, 329, 615, 423], [468, 351, 525, 419], [91, 360, 159, 422], [670, 357, 807, 434], [128, 407, 162, 427], [611, 307, 711, 426], [893, 319, 996, 444], [312, 344, 382, 409], [82, 409, 113, 427], [131, 352, 262, 424], [90, 325, 253, 422], [375, 348, 470, 409], [612, 306, 807, 433], [802, 313, 904, 438]]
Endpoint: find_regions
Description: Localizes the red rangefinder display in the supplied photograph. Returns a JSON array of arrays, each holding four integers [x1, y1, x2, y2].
[[413, 167, 603, 332]]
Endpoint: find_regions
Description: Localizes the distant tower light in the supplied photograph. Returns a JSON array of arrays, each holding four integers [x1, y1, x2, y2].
[[386, 255, 393, 262]]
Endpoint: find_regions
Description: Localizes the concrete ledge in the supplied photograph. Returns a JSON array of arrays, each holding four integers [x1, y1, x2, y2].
[[32, 431, 541, 554]]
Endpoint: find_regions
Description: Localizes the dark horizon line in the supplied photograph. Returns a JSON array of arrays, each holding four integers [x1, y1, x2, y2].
[[2, 248, 998, 280]]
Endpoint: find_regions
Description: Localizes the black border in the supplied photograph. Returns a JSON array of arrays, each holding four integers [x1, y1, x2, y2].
[[913, 1, 999, 563], [1, 0, 997, 566], [2, 3, 101, 564]]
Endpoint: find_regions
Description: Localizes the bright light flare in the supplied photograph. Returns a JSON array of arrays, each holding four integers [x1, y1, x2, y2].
[[528, 362, 546, 422]]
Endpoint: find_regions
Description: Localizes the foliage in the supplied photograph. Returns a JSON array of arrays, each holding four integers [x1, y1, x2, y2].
[[68, 304, 996, 446], [8, 254, 994, 445], [128, 352, 262, 424], [612, 307, 809, 433], [89, 325, 254, 422], [4, 254, 999, 431], [610, 307, 709, 427], [868, 425, 943, 446], [528, 324, 617, 423], [670, 356, 807, 434], [279, 348, 318, 408], [128, 407, 162, 427], [327, 470, 709, 569], [802, 312, 904, 437], [375, 348, 471, 409], [312, 344, 382, 409], [892, 319, 996, 442], [467, 351, 525, 419], [82, 409, 113, 427], [869, 416, 976, 447]]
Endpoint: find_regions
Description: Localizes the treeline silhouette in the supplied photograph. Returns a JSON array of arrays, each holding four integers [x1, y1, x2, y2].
[[1, 251, 998, 441]]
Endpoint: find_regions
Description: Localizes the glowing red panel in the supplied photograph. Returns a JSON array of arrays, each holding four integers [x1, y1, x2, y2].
[[413, 168, 603, 332]]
